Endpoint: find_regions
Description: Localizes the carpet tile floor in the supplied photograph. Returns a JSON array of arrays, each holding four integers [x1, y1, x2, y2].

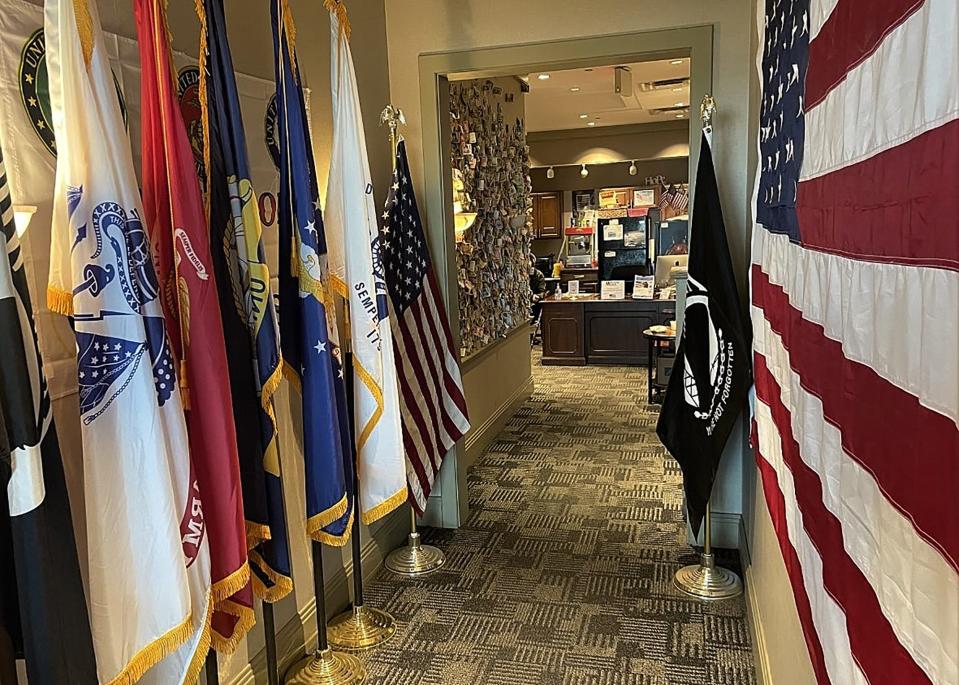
[[356, 350, 756, 684]]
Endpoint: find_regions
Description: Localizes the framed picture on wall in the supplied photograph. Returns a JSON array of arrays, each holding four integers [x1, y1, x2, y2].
[[632, 187, 658, 208], [574, 190, 594, 211]]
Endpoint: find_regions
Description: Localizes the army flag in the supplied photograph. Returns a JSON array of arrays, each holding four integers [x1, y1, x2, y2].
[[136, 0, 254, 652], [325, 1, 407, 524], [0, 146, 97, 684], [198, 0, 292, 598], [44, 0, 211, 682], [271, 0, 353, 544]]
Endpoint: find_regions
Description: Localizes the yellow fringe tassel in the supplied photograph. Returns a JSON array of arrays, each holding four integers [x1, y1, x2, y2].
[[179, 359, 191, 411], [71, 0, 95, 66], [194, 0, 212, 224], [210, 598, 256, 655], [183, 594, 213, 685], [306, 492, 349, 534], [248, 550, 294, 603], [102, 611, 194, 685], [323, 0, 351, 40], [211, 561, 251, 605], [312, 509, 353, 548], [245, 520, 272, 551], [46, 286, 74, 316], [361, 486, 408, 527]]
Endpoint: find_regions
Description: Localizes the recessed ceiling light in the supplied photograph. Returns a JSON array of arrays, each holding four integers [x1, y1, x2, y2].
[[675, 113, 685, 118], [579, 114, 589, 119], [537, 73, 550, 80], [672, 87, 684, 92], [674, 101, 685, 107], [587, 121, 596, 127], [584, 68, 593, 72], [570, 87, 581, 92], [670, 59, 683, 65]]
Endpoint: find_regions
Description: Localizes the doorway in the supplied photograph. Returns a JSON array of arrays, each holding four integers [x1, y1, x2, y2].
[[416, 26, 712, 528]]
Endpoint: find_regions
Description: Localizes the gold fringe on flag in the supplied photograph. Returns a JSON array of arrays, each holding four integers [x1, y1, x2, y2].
[[46, 286, 74, 316], [103, 612, 194, 685], [323, 0, 351, 40], [71, 0, 95, 66]]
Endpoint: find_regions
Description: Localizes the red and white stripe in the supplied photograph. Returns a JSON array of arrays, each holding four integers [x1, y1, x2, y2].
[[392, 271, 470, 513], [752, 1, 959, 683]]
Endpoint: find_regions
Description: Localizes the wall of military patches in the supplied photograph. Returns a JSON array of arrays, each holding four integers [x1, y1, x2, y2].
[[451, 77, 532, 358]]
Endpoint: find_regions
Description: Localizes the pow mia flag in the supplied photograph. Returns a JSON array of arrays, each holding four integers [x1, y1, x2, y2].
[[656, 131, 751, 537]]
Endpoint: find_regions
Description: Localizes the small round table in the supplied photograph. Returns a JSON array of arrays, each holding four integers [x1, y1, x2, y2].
[[642, 327, 677, 404]]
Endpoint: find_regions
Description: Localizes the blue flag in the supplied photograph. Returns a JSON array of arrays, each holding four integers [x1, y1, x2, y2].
[[199, 0, 291, 599], [271, 0, 353, 545]]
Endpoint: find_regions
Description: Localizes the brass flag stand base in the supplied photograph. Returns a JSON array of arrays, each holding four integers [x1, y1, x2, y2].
[[674, 502, 743, 601], [385, 508, 446, 577], [327, 605, 396, 651], [284, 649, 366, 685]]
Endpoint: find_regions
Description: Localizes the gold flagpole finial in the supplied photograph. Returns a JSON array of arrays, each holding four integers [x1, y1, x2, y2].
[[380, 104, 405, 165], [324, 0, 351, 39], [700, 94, 716, 131]]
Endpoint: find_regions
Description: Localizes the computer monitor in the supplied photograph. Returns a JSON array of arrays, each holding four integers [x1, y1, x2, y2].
[[654, 254, 688, 288]]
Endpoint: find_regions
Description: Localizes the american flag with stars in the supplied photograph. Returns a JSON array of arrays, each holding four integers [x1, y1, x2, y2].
[[381, 138, 470, 513], [751, 0, 957, 684]]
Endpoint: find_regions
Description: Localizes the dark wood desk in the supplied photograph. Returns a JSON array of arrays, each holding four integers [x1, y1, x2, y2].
[[539, 296, 675, 366]]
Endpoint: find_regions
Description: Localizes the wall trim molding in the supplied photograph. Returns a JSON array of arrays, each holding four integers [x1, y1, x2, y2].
[[227, 511, 410, 685], [740, 517, 773, 685], [463, 374, 534, 469]]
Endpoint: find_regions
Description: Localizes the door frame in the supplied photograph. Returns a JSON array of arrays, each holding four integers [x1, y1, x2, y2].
[[416, 26, 714, 528]]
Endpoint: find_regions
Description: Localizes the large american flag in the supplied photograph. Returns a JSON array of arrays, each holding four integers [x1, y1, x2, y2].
[[752, 1, 957, 684], [382, 138, 471, 514]]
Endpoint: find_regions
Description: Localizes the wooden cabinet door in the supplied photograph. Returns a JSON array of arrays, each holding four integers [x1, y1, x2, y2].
[[541, 302, 585, 365], [537, 194, 562, 238]]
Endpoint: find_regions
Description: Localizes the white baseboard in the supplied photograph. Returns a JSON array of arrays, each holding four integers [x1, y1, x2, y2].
[[227, 511, 409, 685], [462, 375, 533, 470], [740, 517, 773, 685]]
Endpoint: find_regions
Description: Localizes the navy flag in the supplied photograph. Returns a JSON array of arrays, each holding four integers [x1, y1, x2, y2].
[[271, 0, 353, 545], [656, 131, 752, 537], [198, 0, 292, 599], [0, 147, 97, 683]]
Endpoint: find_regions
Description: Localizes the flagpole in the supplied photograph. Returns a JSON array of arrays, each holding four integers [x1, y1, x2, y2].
[[326, 347, 398, 650], [672, 94, 743, 602], [379, 103, 447, 578]]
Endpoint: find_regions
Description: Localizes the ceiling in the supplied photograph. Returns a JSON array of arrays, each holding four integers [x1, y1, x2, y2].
[[523, 59, 691, 132]]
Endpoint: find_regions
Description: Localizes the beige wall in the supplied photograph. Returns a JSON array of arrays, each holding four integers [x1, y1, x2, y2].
[[383, 1, 814, 682]]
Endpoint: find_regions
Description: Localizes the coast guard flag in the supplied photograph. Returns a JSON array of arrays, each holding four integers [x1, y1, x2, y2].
[[382, 139, 471, 513], [0, 146, 97, 684], [199, 0, 292, 599], [136, 0, 254, 652], [751, 1, 958, 683], [656, 130, 751, 537], [44, 0, 211, 682], [325, 1, 407, 524], [271, 0, 353, 545]]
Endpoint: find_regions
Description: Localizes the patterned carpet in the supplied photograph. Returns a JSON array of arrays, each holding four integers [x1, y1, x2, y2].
[[358, 350, 755, 684]]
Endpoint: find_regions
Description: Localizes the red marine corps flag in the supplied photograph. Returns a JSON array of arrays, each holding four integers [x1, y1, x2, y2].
[[136, 0, 254, 652]]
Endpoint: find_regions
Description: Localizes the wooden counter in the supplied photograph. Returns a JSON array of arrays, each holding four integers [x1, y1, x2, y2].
[[539, 296, 675, 366]]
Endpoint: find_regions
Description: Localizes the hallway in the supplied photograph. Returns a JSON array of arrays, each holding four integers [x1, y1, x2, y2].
[[360, 354, 756, 684]]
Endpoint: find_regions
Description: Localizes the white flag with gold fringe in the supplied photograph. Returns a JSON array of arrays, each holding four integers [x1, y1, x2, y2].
[[324, 0, 407, 525], [44, 0, 211, 681]]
